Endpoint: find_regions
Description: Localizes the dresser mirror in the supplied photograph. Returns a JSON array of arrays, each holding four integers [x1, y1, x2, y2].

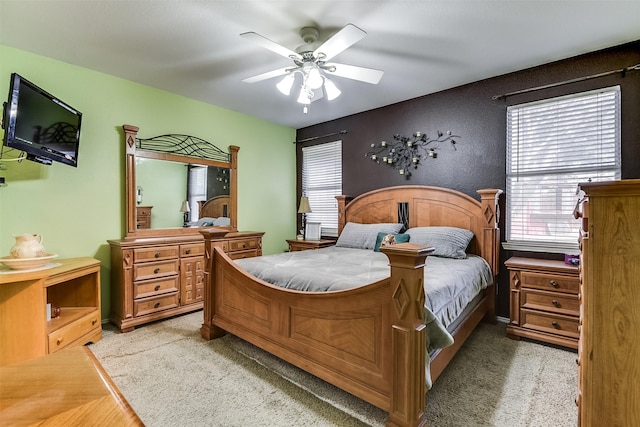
[[123, 125, 238, 238]]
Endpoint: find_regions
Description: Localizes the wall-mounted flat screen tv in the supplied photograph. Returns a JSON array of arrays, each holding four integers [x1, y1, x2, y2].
[[2, 73, 82, 167]]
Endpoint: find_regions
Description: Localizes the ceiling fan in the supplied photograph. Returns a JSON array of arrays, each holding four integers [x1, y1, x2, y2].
[[240, 24, 384, 111]]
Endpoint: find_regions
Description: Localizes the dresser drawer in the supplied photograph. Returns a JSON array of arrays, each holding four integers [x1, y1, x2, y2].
[[134, 292, 180, 317], [228, 238, 259, 253], [180, 243, 205, 257], [521, 271, 579, 294], [48, 309, 100, 353], [134, 246, 179, 263], [134, 276, 179, 299], [133, 260, 179, 281], [521, 289, 580, 317], [521, 309, 579, 339], [228, 249, 258, 260]]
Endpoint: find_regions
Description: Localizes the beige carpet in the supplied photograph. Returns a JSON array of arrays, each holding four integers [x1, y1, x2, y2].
[[88, 311, 577, 426]]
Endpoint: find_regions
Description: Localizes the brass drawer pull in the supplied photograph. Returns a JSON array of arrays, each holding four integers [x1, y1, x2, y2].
[[155, 285, 161, 291], [552, 321, 559, 328], [154, 302, 160, 308], [550, 280, 559, 288], [552, 300, 560, 306], [155, 252, 161, 258], [154, 268, 160, 274], [57, 337, 64, 346], [185, 249, 191, 254], [92, 319, 97, 325]]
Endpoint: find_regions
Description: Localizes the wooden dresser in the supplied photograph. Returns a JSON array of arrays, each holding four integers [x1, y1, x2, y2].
[[0, 258, 101, 366], [108, 231, 263, 332], [135, 205, 152, 229], [576, 179, 640, 426], [505, 257, 580, 349]]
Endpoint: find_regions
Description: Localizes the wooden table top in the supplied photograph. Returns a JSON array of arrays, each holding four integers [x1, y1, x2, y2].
[[0, 346, 143, 426]]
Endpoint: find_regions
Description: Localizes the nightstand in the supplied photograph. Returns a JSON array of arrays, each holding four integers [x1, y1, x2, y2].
[[505, 257, 580, 349], [286, 239, 335, 252]]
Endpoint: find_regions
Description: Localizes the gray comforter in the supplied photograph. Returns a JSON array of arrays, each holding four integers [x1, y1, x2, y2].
[[234, 246, 493, 371]]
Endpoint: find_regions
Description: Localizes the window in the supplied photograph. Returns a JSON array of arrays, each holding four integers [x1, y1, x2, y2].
[[301, 141, 342, 237], [187, 165, 207, 221], [505, 86, 621, 253]]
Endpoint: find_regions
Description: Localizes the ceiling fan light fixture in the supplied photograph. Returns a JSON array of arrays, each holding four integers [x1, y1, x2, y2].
[[276, 73, 295, 95], [305, 66, 324, 90], [323, 78, 341, 101]]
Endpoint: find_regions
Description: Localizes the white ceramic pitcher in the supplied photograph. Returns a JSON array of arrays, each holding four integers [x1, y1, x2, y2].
[[9, 233, 46, 258]]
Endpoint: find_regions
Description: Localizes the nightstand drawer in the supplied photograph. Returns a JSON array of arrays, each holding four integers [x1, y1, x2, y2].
[[522, 289, 580, 317], [134, 276, 179, 299], [134, 293, 180, 317], [228, 238, 259, 253], [133, 260, 179, 281], [228, 249, 258, 260], [521, 309, 579, 339], [521, 271, 579, 294]]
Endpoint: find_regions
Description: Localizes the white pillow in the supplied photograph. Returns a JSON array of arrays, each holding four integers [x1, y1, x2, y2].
[[405, 226, 474, 259], [336, 222, 404, 250]]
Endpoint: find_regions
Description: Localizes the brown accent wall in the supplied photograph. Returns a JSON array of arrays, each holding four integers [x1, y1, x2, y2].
[[296, 40, 640, 318]]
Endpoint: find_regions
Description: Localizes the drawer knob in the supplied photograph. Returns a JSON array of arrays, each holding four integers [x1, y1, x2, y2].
[[57, 337, 64, 346], [155, 252, 161, 258], [92, 319, 97, 325], [154, 302, 160, 308], [154, 268, 160, 274], [552, 321, 559, 328], [550, 280, 559, 288], [552, 300, 560, 306], [155, 285, 161, 291], [186, 249, 191, 254]]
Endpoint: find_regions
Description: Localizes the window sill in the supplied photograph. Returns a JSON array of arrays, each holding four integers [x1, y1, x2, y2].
[[502, 241, 580, 255]]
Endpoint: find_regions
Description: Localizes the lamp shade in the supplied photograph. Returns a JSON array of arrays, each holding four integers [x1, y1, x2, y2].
[[297, 196, 311, 214], [180, 200, 190, 213]]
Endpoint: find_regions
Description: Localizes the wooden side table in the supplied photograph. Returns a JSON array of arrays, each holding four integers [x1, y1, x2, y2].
[[505, 256, 580, 349], [0, 346, 143, 425], [286, 239, 335, 252]]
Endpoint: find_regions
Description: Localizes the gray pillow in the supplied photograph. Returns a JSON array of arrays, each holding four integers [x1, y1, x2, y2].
[[336, 222, 404, 250], [405, 226, 474, 259]]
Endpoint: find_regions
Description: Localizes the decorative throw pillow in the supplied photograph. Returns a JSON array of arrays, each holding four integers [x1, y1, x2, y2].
[[405, 226, 474, 259], [373, 232, 410, 252], [335, 222, 404, 250]]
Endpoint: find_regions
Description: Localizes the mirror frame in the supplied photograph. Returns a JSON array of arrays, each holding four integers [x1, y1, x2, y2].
[[123, 124, 238, 238]]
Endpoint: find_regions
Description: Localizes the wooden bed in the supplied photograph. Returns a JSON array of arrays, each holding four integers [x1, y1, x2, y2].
[[200, 185, 502, 427], [197, 195, 231, 219]]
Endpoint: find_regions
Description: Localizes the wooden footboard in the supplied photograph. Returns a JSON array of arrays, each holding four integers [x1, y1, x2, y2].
[[201, 236, 433, 426]]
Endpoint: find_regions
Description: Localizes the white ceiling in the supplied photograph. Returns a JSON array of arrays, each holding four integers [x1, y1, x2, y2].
[[1, 1, 639, 129]]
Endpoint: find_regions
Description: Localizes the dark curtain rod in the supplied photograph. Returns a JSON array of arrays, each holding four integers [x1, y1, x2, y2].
[[295, 130, 348, 144], [492, 63, 640, 101]]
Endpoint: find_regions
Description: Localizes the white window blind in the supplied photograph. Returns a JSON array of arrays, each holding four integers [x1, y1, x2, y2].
[[505, 86, 621, 253], [302, 141, 342, 237], [188, 165, 207, 221]]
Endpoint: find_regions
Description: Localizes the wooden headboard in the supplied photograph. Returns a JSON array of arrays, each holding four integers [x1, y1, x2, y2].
[[198, 195, 231, 219], [336, 185, 503, 275]]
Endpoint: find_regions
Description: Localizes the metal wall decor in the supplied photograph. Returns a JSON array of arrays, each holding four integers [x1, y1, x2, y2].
[[365, 130, 459, 178]]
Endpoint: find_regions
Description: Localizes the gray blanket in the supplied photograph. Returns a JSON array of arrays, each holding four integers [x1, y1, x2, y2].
[[235, 246, 493, 388]]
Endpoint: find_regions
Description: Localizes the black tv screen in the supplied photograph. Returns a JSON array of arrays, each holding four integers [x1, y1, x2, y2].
[[2, 73, 82, 167]]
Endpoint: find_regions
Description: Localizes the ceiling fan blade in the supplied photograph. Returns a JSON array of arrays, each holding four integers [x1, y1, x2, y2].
[[240, 32, 302, 60], [325, 62, 384, 84], [242, 67, 292, 83], [314, 24, 366, 62]]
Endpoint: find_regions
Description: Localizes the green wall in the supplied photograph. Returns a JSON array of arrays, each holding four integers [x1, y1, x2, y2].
[[0, 45, 296, 320]]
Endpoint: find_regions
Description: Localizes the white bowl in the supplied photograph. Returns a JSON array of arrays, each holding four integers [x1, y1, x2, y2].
[[0, 253, 59, 270]]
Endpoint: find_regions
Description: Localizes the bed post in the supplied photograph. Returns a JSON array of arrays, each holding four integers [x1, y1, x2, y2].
[[381, 243, 434, 427], [336, 195, 354, 235], [199, 229, 231, 340], [477, 188, 503, 323]]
